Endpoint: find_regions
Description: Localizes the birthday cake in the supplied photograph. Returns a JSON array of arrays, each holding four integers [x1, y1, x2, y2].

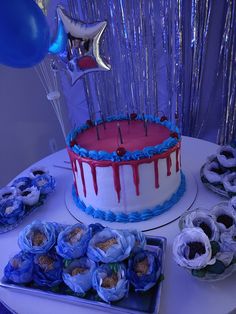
[[67, 115, 185, 222]]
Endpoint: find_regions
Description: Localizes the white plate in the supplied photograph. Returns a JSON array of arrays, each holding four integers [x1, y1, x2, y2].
[[64, 169, 198, 232]]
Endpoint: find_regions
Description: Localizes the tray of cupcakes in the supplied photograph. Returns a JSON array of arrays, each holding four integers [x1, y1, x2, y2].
[[0, 221, 166, 314], [200, 145, 236, 198], [173, 198, 236, 281], [0, 167, 55, 233]]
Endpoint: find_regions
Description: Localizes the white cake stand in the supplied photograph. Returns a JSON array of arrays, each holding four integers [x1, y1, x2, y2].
[[64, 169, 198, 232]]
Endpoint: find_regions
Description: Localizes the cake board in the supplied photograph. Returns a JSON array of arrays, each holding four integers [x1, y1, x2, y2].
[[64, 169, 198, 232]]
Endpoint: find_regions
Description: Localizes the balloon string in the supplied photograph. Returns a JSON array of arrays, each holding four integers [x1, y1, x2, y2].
[[35, 59, 67, 140]]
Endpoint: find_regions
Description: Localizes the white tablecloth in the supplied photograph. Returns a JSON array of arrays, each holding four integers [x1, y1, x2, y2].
[[0, 136, 235, 314]]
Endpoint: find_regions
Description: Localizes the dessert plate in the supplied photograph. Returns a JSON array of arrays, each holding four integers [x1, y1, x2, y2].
[[64, 169, 198, 232], [0, 236, 166, 314]]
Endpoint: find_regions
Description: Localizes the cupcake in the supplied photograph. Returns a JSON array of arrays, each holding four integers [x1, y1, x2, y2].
[[222, 173, 236, 195], [29, 166, 49, 179], [11, 177, 32, 191], [92, 263, 129, 303], [173, 228, 214, 270], [33, 252, 63, 288], [87, 228, 135, 263], [216, 146, 236, 168], [220, 226, 236, 257], [62, 257, 96, 294], [88, 223, 104, 237], [0, 198, 25, 225], [211, 203, 236, 232], [18, 221, 57, 254], [229, 196, 236, 211], [0, 186, 17, 201], [179, 208, 219, 241], [202, 161, 228, 184], [4, 251, 33, 283], [56, 223, 91, 259], [128, 249, 161, 292], [19, 185, 40, 206], [32, 174, 56, 195], [129, 230, 146, 252]]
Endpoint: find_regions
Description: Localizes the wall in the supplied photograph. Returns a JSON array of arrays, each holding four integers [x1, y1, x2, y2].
[[0, 64, 70, 186]]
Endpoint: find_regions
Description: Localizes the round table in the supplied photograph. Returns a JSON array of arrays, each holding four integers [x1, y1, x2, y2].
[[0, 136, 235, 314]]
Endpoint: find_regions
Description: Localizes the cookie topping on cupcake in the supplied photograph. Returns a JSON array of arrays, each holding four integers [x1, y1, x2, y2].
[[102, 273, 118, 288], [134, 257, 149, 276], [96, 238, 118, 251], [68, 227, 83, 244], [31, 230, 47, 246]]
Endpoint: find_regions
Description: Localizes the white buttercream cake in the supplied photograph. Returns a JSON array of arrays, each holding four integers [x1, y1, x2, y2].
[[67, 115, 185, 222]]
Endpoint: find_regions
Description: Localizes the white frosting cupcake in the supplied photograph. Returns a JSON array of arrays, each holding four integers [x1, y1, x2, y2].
[[222, 173, 236, 194], [203, 161, 228, 184], [216, 146, 236, 168]]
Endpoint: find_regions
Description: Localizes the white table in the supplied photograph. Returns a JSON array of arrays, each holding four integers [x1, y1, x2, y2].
[[0, 136, 235, 314]]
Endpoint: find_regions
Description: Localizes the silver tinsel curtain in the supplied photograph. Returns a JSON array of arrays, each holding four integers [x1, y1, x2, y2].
[[49, 0, 236, 145]]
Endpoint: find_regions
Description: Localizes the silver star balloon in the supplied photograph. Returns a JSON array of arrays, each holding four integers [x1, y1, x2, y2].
[[49, 6, 111, 85]]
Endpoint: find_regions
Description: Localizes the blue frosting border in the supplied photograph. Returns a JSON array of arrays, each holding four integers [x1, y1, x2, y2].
[[72, 172, 186, 223], [66, 114, 180, 162]]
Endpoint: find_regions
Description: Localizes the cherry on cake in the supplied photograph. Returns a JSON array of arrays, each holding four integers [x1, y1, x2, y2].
[[67, 115, 185, 222]]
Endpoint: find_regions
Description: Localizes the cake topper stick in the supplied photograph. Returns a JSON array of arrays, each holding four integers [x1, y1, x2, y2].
[[117, 123, 124, 144], [145, 119, 148, 137], [99, 110, 106, 130], [127, 112, 130, 125], [142, 112, 146, 128], [95, 122, 100, 140]]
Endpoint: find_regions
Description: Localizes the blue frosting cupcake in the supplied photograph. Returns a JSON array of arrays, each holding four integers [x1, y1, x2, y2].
[[0, 186, 17, 202], [33, 252, 63, 288], [56, 223, 92, 259], [87, 228, 135, 263], [32, 174, 55, 195], [128, 249, 161, 292], [11, 177, 32, 191], [18, 220, 57, 254], [62, 257, 96, 294], [0, 198, 25, 225], [4, 251, 33, 283], [92, 263, 129, 303]]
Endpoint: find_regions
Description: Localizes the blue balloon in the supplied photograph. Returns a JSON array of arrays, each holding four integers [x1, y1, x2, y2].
[[0, 0, 50, 68]]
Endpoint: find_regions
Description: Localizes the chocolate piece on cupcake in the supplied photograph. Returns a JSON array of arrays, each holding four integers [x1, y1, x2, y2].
[[211, 203, 236, 232]]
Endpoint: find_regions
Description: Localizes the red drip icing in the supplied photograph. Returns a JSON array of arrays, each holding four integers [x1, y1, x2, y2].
[[176, 148, 180, 172], [90, 164, 98, 195], [154, 159, 159, 188], [112, 164, 121, 202], [74, 160, 77, 172], [166, 156, 172, 176], [68, 152, 78, 196], [78, 161, 86, 197], [132, 164, 140, 196], [67, 143, 180, 198]]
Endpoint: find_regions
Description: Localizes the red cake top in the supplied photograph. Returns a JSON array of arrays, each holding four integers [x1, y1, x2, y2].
[[74, 120, 170, 153]]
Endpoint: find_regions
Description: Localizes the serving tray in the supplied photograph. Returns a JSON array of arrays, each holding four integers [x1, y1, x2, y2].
[[0, 236, 166, 314]]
